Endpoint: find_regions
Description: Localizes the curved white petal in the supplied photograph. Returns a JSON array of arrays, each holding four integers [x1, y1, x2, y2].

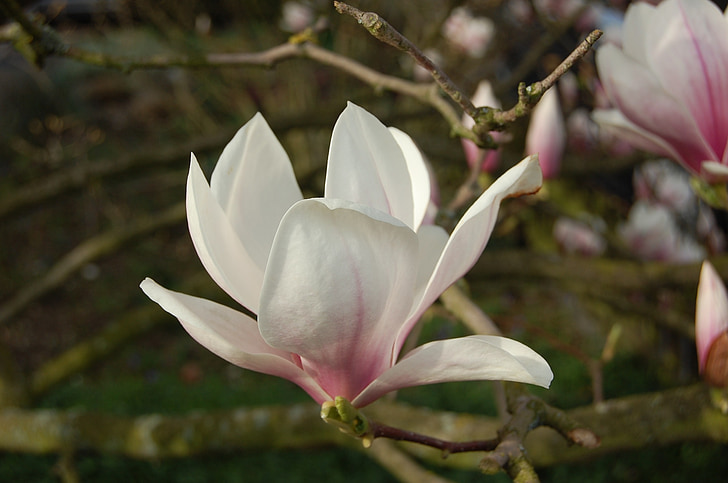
[[696, 261, 728, 372], [210, 113, 303, 272], [353, 335, 553, 407], [389, 127, 431, 231], [393, 155, 542, 356], [258, 198, 418, 401], [596, 44, 716, 172], [187, 156, 265, 313], [140, 278, 329, 403], [324, 102, 416, 229], [412, 224, 450, 319]]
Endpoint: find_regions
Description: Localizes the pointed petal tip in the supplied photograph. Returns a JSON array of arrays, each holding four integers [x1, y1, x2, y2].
[[506, 154, 543, 199], [140, 277, 162, 296]]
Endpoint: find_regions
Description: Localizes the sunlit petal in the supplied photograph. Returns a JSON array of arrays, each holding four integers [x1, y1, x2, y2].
[[259, 198, 418, 400], [210, 113, 303, 271], [140, 278, 329, 402], [187, 156, 265, 313], [389, 126, 430, 231], [325, 103, 416, 229], [353, 335, 553, 407], [395, 155, 542, 355]]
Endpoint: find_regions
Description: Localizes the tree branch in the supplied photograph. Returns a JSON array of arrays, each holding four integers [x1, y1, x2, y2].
[[366, 439, 456, 483], [333, 1, 476, 118], [0, 18, 472, 143], [0, 385, 723, 468], [485, 30, 602, 129]]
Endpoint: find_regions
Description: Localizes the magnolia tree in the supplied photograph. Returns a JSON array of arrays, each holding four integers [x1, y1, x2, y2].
[[0, 0, 727, 481]]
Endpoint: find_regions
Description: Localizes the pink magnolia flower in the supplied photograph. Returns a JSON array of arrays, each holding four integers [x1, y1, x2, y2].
[[619, 200, 704, 263], [633, 160, 695, 216], [593, 0, 728, 183], [696, 261, 728, 387], [461, 81, 503, 173], [525, 87, 565, 179], [442, 7, 494, 58], [553, 216, 606, 257], [141, 103, 552, 408]]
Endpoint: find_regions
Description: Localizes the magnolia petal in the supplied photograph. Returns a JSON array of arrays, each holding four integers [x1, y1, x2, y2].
[[210, 113, 303, 271], [389, 126, 431, 231], [645, 0, 728, 159], [395, 155, 542, 355], [696, 261, 728, 372], [592, 109, 677, 160], [140, 278, 330, 403], [187, 156, 265, 313], [596, 44, 716, 172], [411, 224, 449, 320], [353, 335, 553, 407], [621, 1, 655, 64], [325, 102, 416, 229], [259, 198, 418, 401]]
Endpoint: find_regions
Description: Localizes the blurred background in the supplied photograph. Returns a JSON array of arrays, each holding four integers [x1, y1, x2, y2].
[[1, 0, 727, 481]]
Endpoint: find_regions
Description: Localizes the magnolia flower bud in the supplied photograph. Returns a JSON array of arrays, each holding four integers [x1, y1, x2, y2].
[[696, 261, 728, 387], [461, 81, 504, 173], [526, 87, 565, 179]]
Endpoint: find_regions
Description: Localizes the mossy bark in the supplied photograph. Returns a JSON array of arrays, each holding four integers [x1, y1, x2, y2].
[[0, 384, 725, 468]]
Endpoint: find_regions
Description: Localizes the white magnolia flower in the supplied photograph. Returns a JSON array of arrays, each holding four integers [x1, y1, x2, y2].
[[141, 103, 552, 408]]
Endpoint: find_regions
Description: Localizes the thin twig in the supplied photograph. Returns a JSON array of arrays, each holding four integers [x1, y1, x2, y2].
[[333, 1, 477, 118], [370, 419, 498, 455], [488, 29, 603, 128], [333, 1, 601, 149], [0, 19, 474, 143], [496, 3, 588, 96]]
